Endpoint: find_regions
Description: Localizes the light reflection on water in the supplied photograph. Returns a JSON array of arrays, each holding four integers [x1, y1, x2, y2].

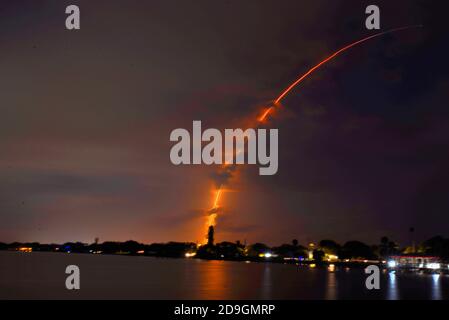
[[191, 261, 447, 300], [261, 264, 272, 299], [2, 252, 447, 299], [431, 274, 442, 300], [325, 271, 337, 300], [387, 271, 399, 300], [198, 260, 228, 299], [385, 271, 444, 301], [190, 261, 447, 300]]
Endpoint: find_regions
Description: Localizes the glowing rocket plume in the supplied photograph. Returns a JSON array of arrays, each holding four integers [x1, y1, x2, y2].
[[203, 25, 422, 240], [258, 107, 274, 122]]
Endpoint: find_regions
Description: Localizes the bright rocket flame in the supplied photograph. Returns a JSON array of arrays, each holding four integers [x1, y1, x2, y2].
[[213, 189, 222, 209], [202, 25, 422, 239], [207, 213, 217, 227]]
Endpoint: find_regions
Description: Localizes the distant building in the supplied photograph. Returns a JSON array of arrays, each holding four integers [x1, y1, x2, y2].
[[388, 255, 441, 271]]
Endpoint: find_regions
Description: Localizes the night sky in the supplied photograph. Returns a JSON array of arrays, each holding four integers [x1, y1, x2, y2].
[[1, 0, 448, 246]]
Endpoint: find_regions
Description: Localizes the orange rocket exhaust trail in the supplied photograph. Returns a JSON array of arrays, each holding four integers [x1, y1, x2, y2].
[[274, 25, 422, 105], [258, 106, 274, 122], [213, 189, 222, 209]]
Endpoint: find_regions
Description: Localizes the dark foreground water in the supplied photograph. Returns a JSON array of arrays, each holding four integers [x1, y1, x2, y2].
[[1, 251, 448, 299]]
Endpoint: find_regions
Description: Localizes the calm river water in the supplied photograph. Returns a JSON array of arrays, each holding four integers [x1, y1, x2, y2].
[[1, 251, 448, 299]]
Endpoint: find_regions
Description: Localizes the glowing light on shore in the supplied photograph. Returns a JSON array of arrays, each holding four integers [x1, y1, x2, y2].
[[185, 252, 196, 258], [387, 260, 397, 268], [427, 263, 440, 270]]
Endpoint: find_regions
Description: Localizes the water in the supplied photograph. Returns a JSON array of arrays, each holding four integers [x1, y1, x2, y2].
[[1, 251, 448, 299]]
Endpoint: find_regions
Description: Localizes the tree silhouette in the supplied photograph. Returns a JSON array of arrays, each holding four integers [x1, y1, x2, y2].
[[313, 249, 325, 262], [319, 240, 340, 255], [341, 241, 374, 259]]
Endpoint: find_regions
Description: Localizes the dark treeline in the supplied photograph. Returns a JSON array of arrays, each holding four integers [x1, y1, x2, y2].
[[2, 235, 449, 262], [0, 241, 196, 258]]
